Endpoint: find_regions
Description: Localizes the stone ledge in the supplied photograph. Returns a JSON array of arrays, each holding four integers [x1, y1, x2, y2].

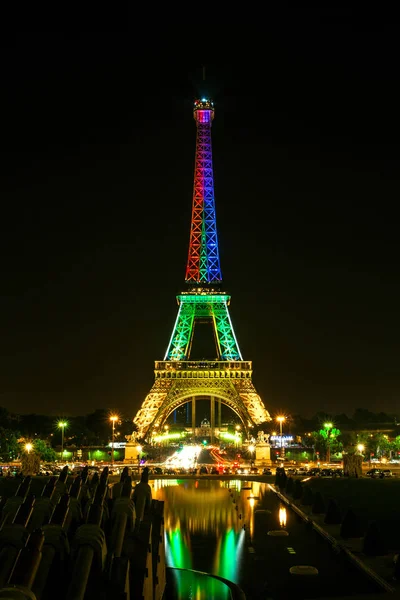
[[271, 485, 397, 593]]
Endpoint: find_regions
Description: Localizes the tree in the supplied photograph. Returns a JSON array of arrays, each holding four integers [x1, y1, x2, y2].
[[0, 427, 20, 462], [392, 436, 400, 458], [369, 433, 391, 459], [32, 439, 57, 462], [310, 427, 342, 460]]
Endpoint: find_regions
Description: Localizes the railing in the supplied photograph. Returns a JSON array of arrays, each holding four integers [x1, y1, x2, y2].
[[155, 360, 252, 371]]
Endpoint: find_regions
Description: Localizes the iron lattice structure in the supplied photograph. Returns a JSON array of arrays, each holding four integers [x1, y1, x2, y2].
[[132, 99, 270, 442], [165, 292, 242, 361], [185, 99, 221, 284]]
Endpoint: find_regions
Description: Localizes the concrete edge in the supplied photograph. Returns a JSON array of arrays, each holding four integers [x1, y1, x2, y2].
[[167, 567, 247, 600], [269, 484, 396, 594]]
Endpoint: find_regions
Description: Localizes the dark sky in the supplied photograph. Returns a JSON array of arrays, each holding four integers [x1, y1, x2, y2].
[[1, 14, 399, 418]]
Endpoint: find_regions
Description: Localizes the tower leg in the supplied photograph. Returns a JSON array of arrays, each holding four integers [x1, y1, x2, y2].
[[210, 396, 215, 444], [192, 397, 196, 439]]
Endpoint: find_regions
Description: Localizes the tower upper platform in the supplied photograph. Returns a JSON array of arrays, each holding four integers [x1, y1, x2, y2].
[[193, 98, 215, 123]]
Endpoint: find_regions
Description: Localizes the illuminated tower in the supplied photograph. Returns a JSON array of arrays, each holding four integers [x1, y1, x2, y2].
[[130, 99, 270, 446]]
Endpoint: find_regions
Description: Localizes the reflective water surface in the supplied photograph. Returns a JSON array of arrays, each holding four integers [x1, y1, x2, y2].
[[153, 479, 248, 598], [152, 479, 382, 599]]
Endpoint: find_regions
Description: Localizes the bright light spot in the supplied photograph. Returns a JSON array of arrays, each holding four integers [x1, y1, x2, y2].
[[248, 445, 255, 453], [109, 415, 118, 423], [25, 443, 33, 453], [164, 445, 201, 470], [249, 497, 255, 508], [136, 445, 142, 453], [324, 422, 333, 429], [279, 506, 287, 527], [276, 416, 285, 423], [58, 421, 67, 429], [357, 444, 364, 453]]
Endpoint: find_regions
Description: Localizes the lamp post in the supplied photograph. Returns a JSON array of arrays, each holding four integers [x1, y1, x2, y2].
[[324, 422, 333, 463], [248, 444, 255, 466], [164, 424, 169, 448], [136, 445, 142, 472], [58, 421, 67, 462], [235, 425, 241, 450], [110, 415, 118, 467], [276, 416, 286, 459]]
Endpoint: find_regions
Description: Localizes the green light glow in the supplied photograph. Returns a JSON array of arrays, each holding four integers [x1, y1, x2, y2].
[[219, 431, 242, 441], [220, 529, 242, 583], [165, 294, 242, 361], [166, 528, 192, 569], [153, 432, 186, 442]]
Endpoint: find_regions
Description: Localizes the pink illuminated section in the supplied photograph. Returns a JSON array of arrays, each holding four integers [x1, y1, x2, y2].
[[196, 110, 212, 123]]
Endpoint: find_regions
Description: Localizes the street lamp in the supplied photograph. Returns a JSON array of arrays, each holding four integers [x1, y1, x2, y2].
[[25, 442, 33, 454], [276, 416, 286, 458], [164, 424, 169, 447], [248, 444, 255, 466], [324, 422, 333, 463], [110, 415, 118, 467], [357, 443, 365, 454], [58, 421, 68, 461], [136, 445, 142, 471]]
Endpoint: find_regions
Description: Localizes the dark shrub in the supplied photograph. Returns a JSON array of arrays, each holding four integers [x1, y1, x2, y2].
[[324, 499, 342, 525], [286, 477, 294, 495], [363, 521, 386, 556], [279, 473, 288, 490], [301, 486, 314, 506], [275, 467, 286, 485], [394, 553, 400, 581], [312, 491, 325, 514], [293, 479, 303, 500], [340, 508, 362, 539]]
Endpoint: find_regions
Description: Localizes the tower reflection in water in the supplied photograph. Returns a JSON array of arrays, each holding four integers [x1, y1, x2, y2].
[[152, 479, 252, 597]]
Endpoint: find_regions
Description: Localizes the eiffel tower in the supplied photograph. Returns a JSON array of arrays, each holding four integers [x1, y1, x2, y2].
[[131, 98, 270, 444]]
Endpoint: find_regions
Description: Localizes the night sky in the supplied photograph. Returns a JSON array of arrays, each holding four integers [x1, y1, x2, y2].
[[1, 15, 399, 418]]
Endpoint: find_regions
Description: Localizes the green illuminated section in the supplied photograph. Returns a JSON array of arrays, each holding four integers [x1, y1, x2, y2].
[[218, 529, 245, 584], [153, 431, 187, 442], [166, 528, 192, 569], [165, 294, 242, 360], [219, 431, 242, 442]]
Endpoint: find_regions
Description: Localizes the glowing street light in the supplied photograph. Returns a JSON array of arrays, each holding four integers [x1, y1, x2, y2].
[[248, 444, 255, 466], [276, 416, 286, 458], [25, 442, 33, 454], [136, 445, 142, 470], [357, 443, 365, 454], [110, 415, 118, 466], [58, 421, 68, 461], [324, 422, 333, 463]]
